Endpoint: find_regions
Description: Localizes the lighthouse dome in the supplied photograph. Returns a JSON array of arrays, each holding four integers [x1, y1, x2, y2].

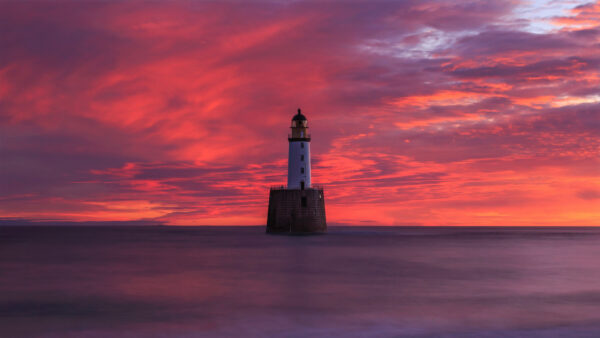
[[292, 109, 307, 121]]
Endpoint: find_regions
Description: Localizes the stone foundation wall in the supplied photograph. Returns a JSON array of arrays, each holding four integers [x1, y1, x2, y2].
[[266, 188, 326, 234]]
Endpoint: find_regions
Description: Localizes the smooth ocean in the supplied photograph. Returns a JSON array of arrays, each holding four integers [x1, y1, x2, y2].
[[1, 226, 600, 337]]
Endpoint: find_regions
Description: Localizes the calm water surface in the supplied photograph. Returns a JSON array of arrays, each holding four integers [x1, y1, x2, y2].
[[1, 226, 600, 337]]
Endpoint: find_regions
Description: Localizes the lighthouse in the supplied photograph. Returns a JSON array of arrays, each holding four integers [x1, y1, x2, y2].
[[287, 109, 311, 189], [266, 109, 327, 234]]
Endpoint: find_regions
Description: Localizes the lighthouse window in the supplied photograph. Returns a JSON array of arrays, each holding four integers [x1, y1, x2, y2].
[[300, 155, 304, 161], [300, 167, 304, 174], [300, 143, 304, 148]]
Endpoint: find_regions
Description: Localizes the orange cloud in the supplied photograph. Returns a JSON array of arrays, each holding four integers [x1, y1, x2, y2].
[[0, 1, 599, 226]]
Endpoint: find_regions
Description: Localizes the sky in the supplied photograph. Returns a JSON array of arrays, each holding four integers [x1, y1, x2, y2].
[[0, 0, 599, 226]]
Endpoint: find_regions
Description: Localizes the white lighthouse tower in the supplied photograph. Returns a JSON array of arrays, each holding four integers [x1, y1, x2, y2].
[[287, 108, 311, 190]]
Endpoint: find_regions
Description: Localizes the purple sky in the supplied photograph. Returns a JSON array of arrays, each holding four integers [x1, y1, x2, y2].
[[0, 1, 599, 225]]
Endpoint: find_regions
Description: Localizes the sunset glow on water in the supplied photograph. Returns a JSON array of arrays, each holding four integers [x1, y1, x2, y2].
[[3, 226, 600, 337]]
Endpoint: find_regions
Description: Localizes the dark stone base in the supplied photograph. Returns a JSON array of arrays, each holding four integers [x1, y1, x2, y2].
[[266, 187, 327, 234]]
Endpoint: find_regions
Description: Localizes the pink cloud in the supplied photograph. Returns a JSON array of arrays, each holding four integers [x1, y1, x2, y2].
[[0, 1, 598, 226]]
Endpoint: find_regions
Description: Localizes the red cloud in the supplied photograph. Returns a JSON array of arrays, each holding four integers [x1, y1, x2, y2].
[[0, 1, 598, 226]]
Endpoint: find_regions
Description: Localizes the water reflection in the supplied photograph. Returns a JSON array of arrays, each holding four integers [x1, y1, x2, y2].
[[1, 226, 600, 337]]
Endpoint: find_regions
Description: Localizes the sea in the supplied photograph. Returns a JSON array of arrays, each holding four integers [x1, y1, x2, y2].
[[1, 226, 600, 337]]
